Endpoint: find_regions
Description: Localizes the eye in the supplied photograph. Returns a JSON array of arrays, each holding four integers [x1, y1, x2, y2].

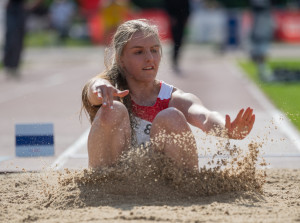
[[152, 47, 161, 53], [134, 50, 143, 55]]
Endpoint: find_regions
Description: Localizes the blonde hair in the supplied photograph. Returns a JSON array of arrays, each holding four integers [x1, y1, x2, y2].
[[81, 19, 161, 139]]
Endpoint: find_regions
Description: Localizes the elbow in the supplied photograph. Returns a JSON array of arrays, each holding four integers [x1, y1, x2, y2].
[[203, 111, 225, 135]]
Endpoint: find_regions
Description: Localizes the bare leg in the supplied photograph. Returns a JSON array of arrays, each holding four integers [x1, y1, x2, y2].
[[150, 107, 198, 170], [88, 101, 131, 168]]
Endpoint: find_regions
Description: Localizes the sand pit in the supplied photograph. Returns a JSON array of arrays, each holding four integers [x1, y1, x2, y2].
[[0, 168, 299, 223], [1, 141, 299, 223], [0, 139, 300, 222]]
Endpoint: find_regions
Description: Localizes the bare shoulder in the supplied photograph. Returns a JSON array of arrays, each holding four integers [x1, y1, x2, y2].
[[170, 87, 203, 106], [171, 87, 188, 99]]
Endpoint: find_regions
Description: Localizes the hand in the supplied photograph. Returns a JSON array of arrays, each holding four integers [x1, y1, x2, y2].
[[92, 80, 129, 109], [225, 107, 255, 140]]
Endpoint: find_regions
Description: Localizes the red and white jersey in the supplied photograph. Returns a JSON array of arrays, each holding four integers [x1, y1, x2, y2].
[[132, 81, 174, 147]]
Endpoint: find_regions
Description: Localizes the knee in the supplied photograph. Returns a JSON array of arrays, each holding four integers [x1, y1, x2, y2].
[[153, 107, 187, 128], [93, 101, 129, 127]]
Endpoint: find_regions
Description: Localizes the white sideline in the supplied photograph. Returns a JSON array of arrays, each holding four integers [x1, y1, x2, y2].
[[227, 61, 300, 152], [50, 128, 90, 170]]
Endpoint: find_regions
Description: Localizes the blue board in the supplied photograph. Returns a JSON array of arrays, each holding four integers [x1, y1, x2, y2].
[[15, 123, 54, 157]]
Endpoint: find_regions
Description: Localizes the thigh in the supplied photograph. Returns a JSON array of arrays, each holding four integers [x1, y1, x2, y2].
[[150, 108, 198, 170], [88, 101, 131, 168]]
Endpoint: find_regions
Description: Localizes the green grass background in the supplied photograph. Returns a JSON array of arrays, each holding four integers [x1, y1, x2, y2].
[[239, 59, 300, 130], [25, 30, 91, 47]]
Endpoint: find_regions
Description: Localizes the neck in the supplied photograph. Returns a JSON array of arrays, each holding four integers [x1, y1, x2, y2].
[[128, 80, 160, 105]]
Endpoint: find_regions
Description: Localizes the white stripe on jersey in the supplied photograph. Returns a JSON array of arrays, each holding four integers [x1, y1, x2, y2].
[[158, 81, 173, 100]]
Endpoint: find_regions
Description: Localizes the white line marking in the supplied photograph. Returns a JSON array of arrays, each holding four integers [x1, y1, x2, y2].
[[227, 61, 300, 153], [69, 154, 88, 159], [50, 128, 89, 170], [0, 156, 13, 163]]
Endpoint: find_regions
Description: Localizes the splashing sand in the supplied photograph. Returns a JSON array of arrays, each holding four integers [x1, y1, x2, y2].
[[1, 136, 299, 222], [27, 138, 266, 209]]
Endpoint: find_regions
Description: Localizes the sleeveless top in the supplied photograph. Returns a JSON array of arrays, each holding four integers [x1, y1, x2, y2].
[[132, 81, 174, 147]]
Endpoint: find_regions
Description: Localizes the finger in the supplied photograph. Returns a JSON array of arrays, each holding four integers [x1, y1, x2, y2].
[[242, 108, 252, 122], [115, 89, 129, 98], [107, 88, 114, 109], [92, 86, 99, 94], [234, 109, 244, 124], [225, 115, 231, 130], [246, 108, 253, 122], [248, 115, 255, 131], [93, 89, 101, 97], [101, 87, 108, 107], [93, 87, 102, 98], [241, 107, 251, 121], [242, 115, 255, 138], [243, 107, 253, 122], [93, 85, 102, 93]]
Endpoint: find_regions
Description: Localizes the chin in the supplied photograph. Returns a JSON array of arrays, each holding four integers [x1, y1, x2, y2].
[[139, 76, 156, 83]]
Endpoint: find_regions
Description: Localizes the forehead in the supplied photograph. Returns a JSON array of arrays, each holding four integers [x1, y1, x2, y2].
[[126, 31, 160, 48]]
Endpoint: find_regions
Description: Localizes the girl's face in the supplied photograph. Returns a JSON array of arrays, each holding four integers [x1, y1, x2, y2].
[[120, 31, 161, 83]]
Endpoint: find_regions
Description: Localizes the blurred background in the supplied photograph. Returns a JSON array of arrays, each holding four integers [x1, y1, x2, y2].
[[0, 0, 300, 171], [0, 0, 300, 48], [1, 0, 300, 79]]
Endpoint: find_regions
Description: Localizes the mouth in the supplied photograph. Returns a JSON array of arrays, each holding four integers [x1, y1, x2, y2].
[[142, 66, 154, 70]]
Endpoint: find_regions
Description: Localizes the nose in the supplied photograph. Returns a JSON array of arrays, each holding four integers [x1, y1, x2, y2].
[[145, 49, 154, 62]]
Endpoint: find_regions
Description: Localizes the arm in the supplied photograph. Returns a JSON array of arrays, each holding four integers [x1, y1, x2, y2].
[[169, 89, 255, 139], [87, 76, 129, 108]]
